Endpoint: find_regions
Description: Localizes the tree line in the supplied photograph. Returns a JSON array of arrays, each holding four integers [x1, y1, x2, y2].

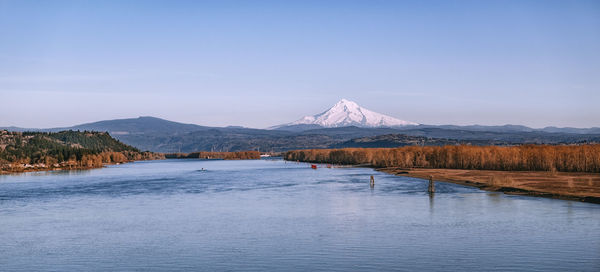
[[165, 151, 260, 160], [285, 145, 600, 173]]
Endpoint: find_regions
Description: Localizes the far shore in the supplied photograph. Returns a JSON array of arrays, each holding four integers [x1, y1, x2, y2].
[[378, 168, 600, 204]]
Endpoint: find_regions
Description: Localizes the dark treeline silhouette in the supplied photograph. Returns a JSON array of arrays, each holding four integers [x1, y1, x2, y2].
[[285, 145, 600, 173], [1, 130, 162, 172], [165, 151, 260, 160]]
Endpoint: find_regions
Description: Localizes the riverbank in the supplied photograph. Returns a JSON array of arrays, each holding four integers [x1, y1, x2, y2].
[[0, 154, 165, 175], [1, 162, 123, 175], [285, 146, 600, 203], [285, 145, 600, 172], [378, 168, 600, 203]]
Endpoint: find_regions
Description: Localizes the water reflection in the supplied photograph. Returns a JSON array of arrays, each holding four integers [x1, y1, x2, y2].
[[0, 168, 94, 182], [429, 192, 435, 215]]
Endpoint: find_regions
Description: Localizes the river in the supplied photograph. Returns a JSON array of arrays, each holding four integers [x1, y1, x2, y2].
[[1, 159, 598, 271]]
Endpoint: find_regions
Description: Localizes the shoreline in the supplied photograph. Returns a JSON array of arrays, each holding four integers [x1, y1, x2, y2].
[[378, 167, 600, 204], [0, 156, 263, 175], [0, 153, 168, 175], [0, 160, 148, 175]]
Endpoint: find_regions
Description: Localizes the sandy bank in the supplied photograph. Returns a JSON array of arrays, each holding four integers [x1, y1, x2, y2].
[[379, 168, 600, 204]]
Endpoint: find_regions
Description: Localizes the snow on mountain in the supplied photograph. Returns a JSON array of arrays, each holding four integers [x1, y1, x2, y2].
[[273, 99, 418, 129]]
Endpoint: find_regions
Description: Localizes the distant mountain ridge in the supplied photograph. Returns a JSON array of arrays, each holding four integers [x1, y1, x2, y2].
[[2, 116, 599, 153], [1, 117, 208, 134], [58, 116, 208, 135]]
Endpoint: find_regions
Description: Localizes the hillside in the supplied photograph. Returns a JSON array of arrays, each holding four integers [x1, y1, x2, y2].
[[76, 120, 600, 152], [62, 116, 209, 135], [0, 130, 162, 173]]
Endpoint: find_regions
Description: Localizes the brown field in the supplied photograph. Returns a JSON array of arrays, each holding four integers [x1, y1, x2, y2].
[[285, 145, 600, 203], [380, 168, 600, 203]]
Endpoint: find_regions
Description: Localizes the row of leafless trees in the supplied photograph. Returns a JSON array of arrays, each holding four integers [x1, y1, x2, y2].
[[79, 151, 163, 167], [166, 151, 260, 160], [285, 145, 600, 173], [1, 151, 163, 172]]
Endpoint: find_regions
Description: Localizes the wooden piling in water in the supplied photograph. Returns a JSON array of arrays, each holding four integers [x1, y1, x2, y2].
[[428, 175, 435, 193], [370, 175, 375, 187]]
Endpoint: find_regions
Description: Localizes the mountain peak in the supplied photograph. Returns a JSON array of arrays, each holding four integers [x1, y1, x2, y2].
[[333, 98, 359, 109], [273, 99, 418, 129]]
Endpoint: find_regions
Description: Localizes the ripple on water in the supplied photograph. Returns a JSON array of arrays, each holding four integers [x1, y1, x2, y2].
[[0, 159, 599, 272]]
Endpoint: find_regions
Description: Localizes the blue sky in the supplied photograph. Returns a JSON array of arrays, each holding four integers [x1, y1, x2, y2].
[[1, 0, 598, 128]]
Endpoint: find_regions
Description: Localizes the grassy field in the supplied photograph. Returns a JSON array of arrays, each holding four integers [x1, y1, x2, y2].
[[380, 168, 600, 203]]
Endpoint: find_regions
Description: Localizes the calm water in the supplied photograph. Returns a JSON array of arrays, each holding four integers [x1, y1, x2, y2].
[[0, 159, 598, 271]]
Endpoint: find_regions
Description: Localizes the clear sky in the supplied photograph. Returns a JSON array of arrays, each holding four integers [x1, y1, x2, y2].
[[1, 0, 598, 128]]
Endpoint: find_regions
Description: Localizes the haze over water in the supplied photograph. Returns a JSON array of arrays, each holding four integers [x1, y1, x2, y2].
[[0, 159, 599, 271]]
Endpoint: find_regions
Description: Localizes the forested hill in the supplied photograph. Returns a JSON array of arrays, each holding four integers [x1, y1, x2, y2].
[[0, 130, 162, 173]]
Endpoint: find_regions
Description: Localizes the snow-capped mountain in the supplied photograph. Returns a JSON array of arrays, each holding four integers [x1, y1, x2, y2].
[[273, 99, 418, 129]]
